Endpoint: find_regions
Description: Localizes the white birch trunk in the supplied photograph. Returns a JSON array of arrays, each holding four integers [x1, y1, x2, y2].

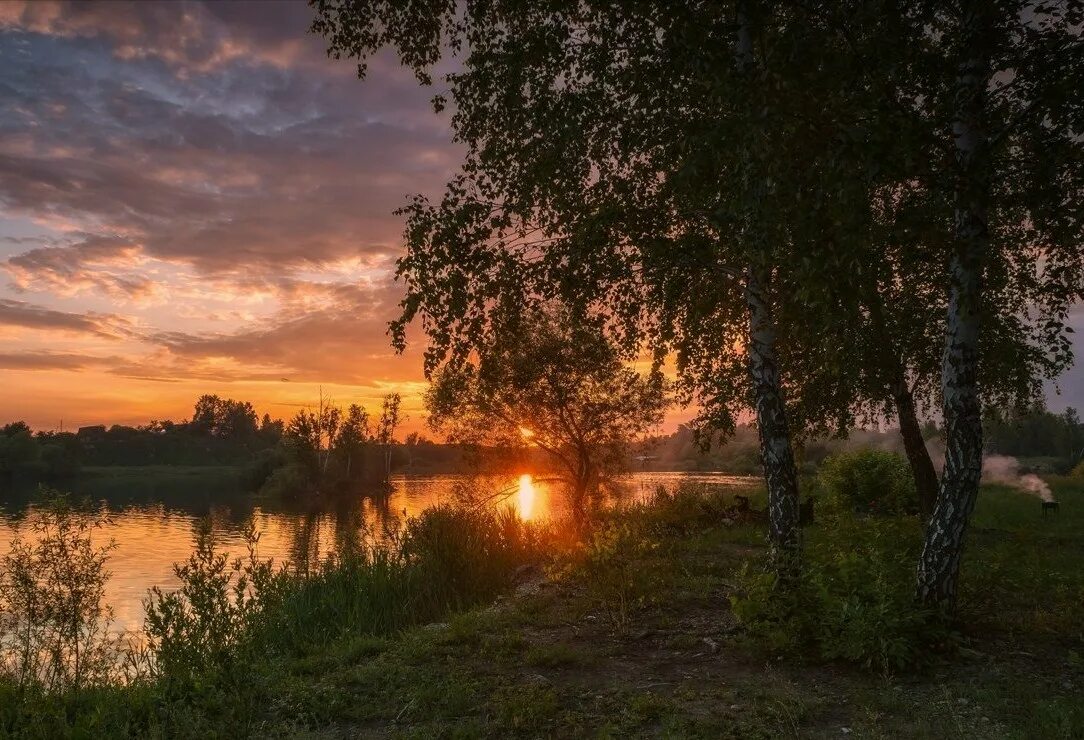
[[746, 266, 802, 570], [916, 1, 991, 609], [735, 2, 801, 573]]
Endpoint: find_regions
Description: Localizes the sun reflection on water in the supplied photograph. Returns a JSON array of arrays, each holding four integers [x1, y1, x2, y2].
[[517, 473, 536, 521]]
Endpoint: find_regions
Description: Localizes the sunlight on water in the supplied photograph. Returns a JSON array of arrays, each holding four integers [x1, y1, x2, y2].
[[517, 473, 536, 520], [0, 471, 754, 633]]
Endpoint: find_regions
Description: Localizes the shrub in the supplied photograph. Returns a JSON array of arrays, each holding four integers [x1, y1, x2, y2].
[[241, 447, 285, 491], [576, 522, 659, 628], [0, 490, 119, 691], [259, 462, 313, 500], [399, 504, 540, 611], [143, 503, 545, 683], [731, 515, 953, 673], [1071, 459, 1084, 479], [143, 520, 288, 686], [818, 449, 917, 515]]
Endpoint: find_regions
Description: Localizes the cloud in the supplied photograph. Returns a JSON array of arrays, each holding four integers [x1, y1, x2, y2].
[[4, 234, 159, 300], [0, 2, 456, 281], [0, 0, 314, 74], [0, 350, 120, 371], [0, 298, 132, 338], [145, 280, 422, 384]]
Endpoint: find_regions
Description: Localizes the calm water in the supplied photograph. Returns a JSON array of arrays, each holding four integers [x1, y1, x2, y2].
[[0, 470, 755, 632]]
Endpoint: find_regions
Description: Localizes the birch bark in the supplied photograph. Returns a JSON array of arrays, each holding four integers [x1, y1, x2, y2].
[[916, 1, 991, 609], [735, 2, 802, 572], [746, 266, 802, 568]]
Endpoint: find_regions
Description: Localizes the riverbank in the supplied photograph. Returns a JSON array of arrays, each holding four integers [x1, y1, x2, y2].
[[2, 478, 1082, 738], [203, 478, 1084, 738]]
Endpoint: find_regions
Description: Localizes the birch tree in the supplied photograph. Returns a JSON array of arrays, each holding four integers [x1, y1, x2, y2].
[[312, 1, 1083, 595], [908, 0, 1084, 608], [313, 1, 857, 572]]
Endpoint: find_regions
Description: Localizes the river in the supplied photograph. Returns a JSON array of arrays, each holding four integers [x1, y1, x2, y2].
[[0, 469, 756, 633]]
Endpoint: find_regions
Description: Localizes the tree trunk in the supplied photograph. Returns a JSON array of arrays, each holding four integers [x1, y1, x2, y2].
[[866, 286, 939, 519], [746, 266, 802, 573], [891, 369, 939, 519], [916, 2, 991, 611]]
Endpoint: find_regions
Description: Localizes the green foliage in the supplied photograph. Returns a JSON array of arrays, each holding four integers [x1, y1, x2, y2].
[[399, 505, 539, 612], [578, 522, 662, 629], [0, 424, 38, 474], [0, 490, 119, 692], [190, 394, 259, 440], [37, 443, 80, 478], [137, 503, 546, 698], [818, 449, 917, 515], [143, 520, 288, 687], [260, 393, 402, 499], [258, 461, 313, 500], [985, 404, 1083, 468], [240, 446, 285, 490], [732, 515, 952, 673]]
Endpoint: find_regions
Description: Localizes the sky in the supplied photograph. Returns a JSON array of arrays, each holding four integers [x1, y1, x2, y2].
[[0, 0, 457, 432], [0, 1, 1081, 434]]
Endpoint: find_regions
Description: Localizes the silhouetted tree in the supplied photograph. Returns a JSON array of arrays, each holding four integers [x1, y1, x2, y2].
[[314, 0, 1083, 601], [335, 404, 371, 478], [426, 308, 668, 521], [376, 394, 401, 483], [191, 395, 259, 440]]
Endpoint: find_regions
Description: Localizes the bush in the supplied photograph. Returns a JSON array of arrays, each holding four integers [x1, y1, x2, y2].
[[0, 490, 119, 692], [241, 447, 285, 491], [143, 519, 288, 687], [39, 443, 81, 479], [1071, 460, 1084, 479], [818, 449, 917, 515], [144, 504, 545, 684], [731, 515, 953, 673], [577, 521, 662, 629], [259, 462, 313, 500], [399, 505, 540, 611]]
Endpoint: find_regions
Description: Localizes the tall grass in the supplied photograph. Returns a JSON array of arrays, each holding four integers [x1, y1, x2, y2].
[[244, 505, 545, 659], [0, 496, 550, 737]]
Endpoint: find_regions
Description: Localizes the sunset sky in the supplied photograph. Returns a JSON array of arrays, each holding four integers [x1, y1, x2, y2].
[[0, 1, 1081, 434]]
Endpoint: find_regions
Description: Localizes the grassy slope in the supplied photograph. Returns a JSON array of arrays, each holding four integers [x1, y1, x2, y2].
[[220, 479, 1083, 739]]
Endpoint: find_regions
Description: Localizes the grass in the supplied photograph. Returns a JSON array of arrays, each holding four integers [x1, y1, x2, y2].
[[1, 479, 1082, 738]]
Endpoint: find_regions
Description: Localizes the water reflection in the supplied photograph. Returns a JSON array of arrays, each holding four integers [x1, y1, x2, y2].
[[517, 474, 536, 521], [0, 471, 753, 631]]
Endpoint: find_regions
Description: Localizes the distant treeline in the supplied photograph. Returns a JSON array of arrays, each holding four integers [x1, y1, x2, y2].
[[0, 395, 464, 491], [4, 396, 1080, 487], [0, 396, 282, 479], [634, 403, 1082, 475], [630, 424, 937, 475], [983, 405, 1083, 463]]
